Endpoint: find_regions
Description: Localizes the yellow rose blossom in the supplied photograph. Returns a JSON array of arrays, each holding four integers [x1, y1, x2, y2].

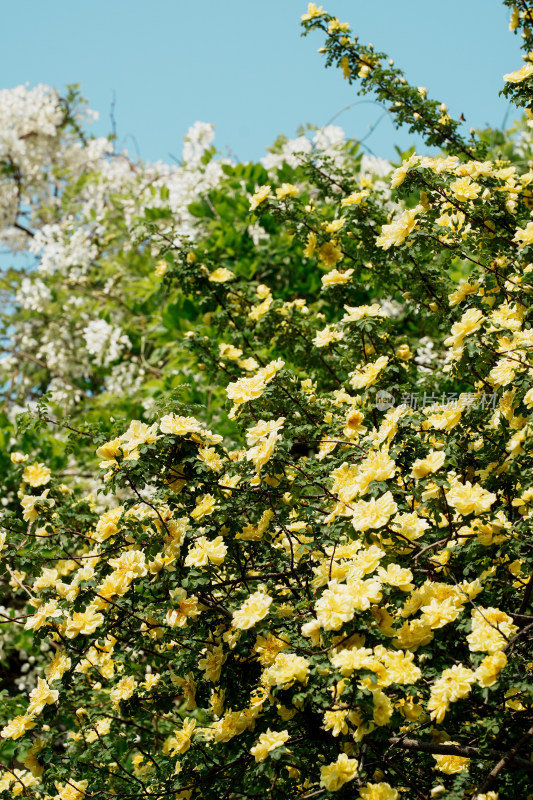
[[303, 230, 317, 258], [110, 675, 137, 706], [411, 450, 446, 479], [503, 63, 533, 82], [54, 779, 89, 800], [446, 480, 496, 515], [184, 535, 227, 567], [27, 677, 59, 715], [449, 176, 481, 202], [359, 783, 399, 800], [475, 651, 507, 687], [261, 652, 309, 687], [190, 493, 218, 520], [250, 728, 290, 762], [275, 182, 298, 199], [349, 355, 389, 390], [376, 205, 422, 249], [352, 491, 398, 532], [232, 591, 273, 630], [343, 302, 384, 322], [159, 414, 204, 437], [301, 3, 324, 21], [208, 267, 235, 282], [318, 240, 343, 268], [466, 608, 518, 653], [341, 189, 369, 206], [10, 451, 28, 463], [320, 753, 359, 792], [154, 259, 168, 277], [198, 644, 227, 682], [321, 268, 354, 286], [432, 744, 470, 774], [0, 714, 36, 740], [250, 184, 271, 211], [23, 462, 51, 487]]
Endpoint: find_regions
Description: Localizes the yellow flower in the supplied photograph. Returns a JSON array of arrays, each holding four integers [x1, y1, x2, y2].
[[432, 744, 470, 774], [208, 267, 235, 282], [185, 536, 227, 567], [343, 303, 384, 322], [0, 714, 36, 740], [303, 231, 317, 258], [352, 491, 398, 532], [54, 779, 89, 800], [448, 280, 479, 306], [377, 563, 414, 591], [250, 728, 289, 762], [323, 709, 349, 737], [359, 783, 399, 800], [320, 752, 359, 792], [94, 506, 123, 542], [322, 268, 354, 286], [349, 355, 389, 390], [226, 360, 284, 410], [190, 493, 218, 521], [318, 240, 343, 268], [396, 344, 411, 360], [253, 633, 288, 666], [21, 490, 53, 523], [154, 260, 168, 277], [198, 645, 227, 682], [411, 450, 446, 479], [513, 221, 533, 247], [171, 672, 197, 710], [340, 55, 351, 79], [301, 3, 324, 21], [315, 583, 356, 631], [390, 153, 420, 188], [166, 718, 197, 756], [324, 218, 345, 234], [46, 650, 71, 682], [27, 677, 59, 715], [444, 308, 484, 348], [446, 480, 496, 516], [341, 189, 369, 206], [503, 63, 533, 83], [313, 324, 343, 347], [64, 605, 105, 638], [372, 688, 393, 725], [466, 608, 518, 653], [23, 462, 51, 487], [110, 675, 137, 706], [232, 591, 273, 630], [159, 413, 204, 437], [475, 651, 507, 687], [275, 183, 298, 199], [250, 184, 271, 211], [262, 652, 309, 687], [449, 176, 481, 202], [10, 451, 28, 463], [376, 205, 422, 249]]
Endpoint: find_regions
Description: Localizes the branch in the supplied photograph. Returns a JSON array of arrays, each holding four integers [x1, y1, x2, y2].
[[387, 737, 533, 771]]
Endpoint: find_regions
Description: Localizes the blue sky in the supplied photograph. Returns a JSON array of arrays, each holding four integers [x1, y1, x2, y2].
[[0, 1, 524, 164]]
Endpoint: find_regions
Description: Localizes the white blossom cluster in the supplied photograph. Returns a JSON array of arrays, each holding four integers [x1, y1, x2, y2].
[[83, 319, 131, 367], [0, 85, 395, 414]]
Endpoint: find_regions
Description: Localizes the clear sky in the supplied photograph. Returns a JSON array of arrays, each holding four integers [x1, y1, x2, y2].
[[0, 1, 524, 164]]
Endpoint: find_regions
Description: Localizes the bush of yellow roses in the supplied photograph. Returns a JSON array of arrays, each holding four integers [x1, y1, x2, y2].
[[1, 3, 533, 799]]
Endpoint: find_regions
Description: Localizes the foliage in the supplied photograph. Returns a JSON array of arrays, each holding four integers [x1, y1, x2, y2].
[[1, 3, 533, 799]]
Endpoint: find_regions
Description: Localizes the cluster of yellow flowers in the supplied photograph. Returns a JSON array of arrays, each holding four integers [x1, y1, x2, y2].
[[2, 5, 533, 798]]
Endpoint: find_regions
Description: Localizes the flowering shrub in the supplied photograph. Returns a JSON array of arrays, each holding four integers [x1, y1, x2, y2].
[[1, 3, 533, 799]]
